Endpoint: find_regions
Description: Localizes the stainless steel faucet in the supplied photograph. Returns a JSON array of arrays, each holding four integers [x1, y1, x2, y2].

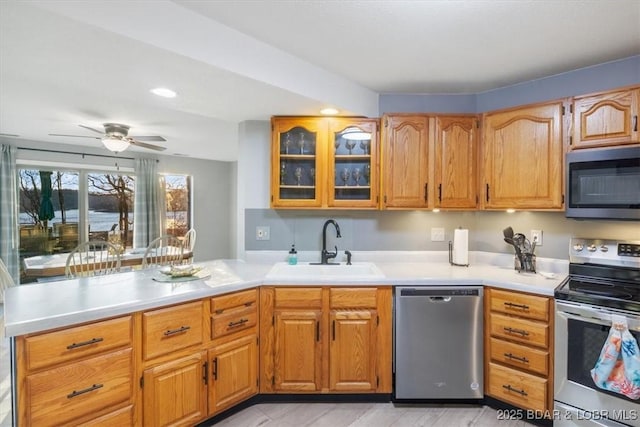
[[320, 219, 341, 264]]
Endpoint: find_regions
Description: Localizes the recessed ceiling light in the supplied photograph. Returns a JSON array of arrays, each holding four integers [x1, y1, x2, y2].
[[320, 108, 339, 115], [150, 87, 177, 98]]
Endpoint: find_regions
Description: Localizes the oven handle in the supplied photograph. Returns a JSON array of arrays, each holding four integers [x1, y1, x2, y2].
[[557, 302, 640, 330]]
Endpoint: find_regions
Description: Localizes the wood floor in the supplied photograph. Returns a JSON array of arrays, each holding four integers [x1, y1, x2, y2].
[[208, 402, 533, 426], [0, 304, 532, 427]]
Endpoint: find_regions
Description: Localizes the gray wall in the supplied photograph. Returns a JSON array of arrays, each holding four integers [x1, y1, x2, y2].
[[8, 138, 233, 261]]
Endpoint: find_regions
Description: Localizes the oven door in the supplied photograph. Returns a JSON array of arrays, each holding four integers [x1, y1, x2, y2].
[[555, 301, 640, 427]]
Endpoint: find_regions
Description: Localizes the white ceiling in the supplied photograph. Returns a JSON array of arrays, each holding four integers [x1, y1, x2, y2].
[[1, 0, 639, 161]]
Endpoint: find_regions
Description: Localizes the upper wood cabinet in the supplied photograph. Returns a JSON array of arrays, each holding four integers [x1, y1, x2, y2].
[[381, 115, 430, 208], [271, 116, 379, 209], [434, 116, 479, 209], [381, 114, 478, 210], [571, 86, 639, 150], [481, 101, 565, 210]]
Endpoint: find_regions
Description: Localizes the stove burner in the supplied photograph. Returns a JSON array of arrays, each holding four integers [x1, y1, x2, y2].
[[571, 286, 634, 301]]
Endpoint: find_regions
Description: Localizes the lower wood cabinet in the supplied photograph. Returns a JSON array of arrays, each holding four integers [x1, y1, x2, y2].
[[260, 286, 392, 394], [142, 351, 208, 427]]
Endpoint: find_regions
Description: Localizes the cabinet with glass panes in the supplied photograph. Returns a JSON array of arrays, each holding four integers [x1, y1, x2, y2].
[[271, 117, 379, 209]]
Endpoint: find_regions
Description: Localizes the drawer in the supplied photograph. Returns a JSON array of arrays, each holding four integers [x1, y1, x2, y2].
[[490, 337, 549, 376], [489, 288, 549, 322], [275, 288, 322, 308], [330, 288, 377, 309], [26, 348, 133, 427], [211, 288, 257, 313], [212, 305, 257, 339], [488, 362, 547, 413], [490, 313, 549, 348], [143, 301, 203, 360], [77, 405, 134, 426], [24, 316, 133, 371]]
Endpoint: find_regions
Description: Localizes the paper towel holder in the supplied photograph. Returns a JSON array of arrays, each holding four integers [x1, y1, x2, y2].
[[448, 240, 469, 267]]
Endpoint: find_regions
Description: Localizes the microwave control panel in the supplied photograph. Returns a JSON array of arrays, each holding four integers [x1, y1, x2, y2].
[[618, 243, 640, 257]]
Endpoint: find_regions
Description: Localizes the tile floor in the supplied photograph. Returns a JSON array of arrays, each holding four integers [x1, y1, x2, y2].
[[208, 402, 534, 426], [0, 303, 533, 427], [0, 304, 13, 427]]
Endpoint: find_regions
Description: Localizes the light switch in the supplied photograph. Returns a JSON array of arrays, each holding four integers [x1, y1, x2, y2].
[[431, 227, 445, 242]]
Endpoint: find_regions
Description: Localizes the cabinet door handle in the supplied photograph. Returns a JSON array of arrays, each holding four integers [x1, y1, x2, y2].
[[504, 301, 530, 311], [164, 325, 190, 336], [438, 184, 442, 202], [486, 184, 490, 202], [67, 383, 103, 399], [504, 352, 529, 363], [212, 357, 218, 381], [66, 337, 103, 350], [634, 115, 638, 132], [203, 361, 208, 385], [228, 318, 249, 329], [316, 320, 320, 342], [332, 320, 336, 341], [503, 327, 529, 337], [424, 183, 428, 203], [502, 384, 528, 396]]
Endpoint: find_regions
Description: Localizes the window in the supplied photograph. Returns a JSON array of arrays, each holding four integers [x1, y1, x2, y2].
[[18, 167, 135, 282], [164, 174, 192, 237]]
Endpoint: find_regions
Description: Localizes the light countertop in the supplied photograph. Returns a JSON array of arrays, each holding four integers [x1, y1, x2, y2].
[[4, 252, 568, 337]]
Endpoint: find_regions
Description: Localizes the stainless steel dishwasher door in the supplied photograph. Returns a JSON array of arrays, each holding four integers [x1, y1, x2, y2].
[[394, 286, 483, 400]]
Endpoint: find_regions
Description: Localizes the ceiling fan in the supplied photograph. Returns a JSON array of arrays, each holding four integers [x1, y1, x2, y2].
[[49, 123, 167, 153]]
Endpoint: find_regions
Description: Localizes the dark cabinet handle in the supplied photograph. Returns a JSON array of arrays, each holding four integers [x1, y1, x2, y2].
[[212, 357, 218, 381], [203, 361, 208, 385], [316, 321, 320, 342], [502, 384, 528, 396], [503, 327, 529, 337], [332, 320, 336, 341], [228, 318, 249, 329], [424, 183, 428, 203], [486, 184, 490, 202], [164, 325, 190, 336], [634, 115, 638, 132], [438, 184, 442, 202], [504, 352, 529, 363], [504, 302, 529, 311], [67, 383, 103, 399], [66, 337, 103, 350]]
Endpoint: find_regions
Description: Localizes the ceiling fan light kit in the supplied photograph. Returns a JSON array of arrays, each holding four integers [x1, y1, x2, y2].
[[101, 135, 130, 153]]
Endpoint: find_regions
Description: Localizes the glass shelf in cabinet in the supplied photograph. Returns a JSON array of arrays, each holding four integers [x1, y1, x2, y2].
[[280, 185, 316, 189], [334, 154, 370, 160], [280, 154, 316, 159]]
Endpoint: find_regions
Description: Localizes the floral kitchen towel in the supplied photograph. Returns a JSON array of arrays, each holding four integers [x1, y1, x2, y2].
[[591, 315, 640, 400]]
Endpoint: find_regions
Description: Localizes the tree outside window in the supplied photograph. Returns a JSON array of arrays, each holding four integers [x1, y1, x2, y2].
[[165, 175, 191, 237]]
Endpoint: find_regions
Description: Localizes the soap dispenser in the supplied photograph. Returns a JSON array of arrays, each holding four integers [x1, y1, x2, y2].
[[288, 244, 298, 265]]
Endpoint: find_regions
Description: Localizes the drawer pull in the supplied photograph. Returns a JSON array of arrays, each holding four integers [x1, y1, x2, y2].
[[502, 384, 528, 396], [503, 327, 529, 337], [164, 325, 191, 336], [244, 302, 253, 307], [67, 383, 103, 399], [504, 301, 529, 311], [66, 337, 104, 350], [228, 318, 249, 329], [504, 352, 529, 363]]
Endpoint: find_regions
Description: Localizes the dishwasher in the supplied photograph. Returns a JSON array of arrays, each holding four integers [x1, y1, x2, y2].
[[394, 286, 483, 400]]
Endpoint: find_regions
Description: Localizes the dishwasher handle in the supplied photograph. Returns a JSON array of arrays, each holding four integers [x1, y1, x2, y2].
[[429, 296, 452, 302]]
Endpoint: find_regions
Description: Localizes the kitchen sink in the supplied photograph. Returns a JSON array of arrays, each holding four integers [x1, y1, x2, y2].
[[265, 262, 385, 280]]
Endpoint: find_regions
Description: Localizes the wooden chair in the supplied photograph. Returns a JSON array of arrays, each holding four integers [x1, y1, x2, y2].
[[182, 228, 196, 263], [142, 235, 184, 269], [65, 240, 122, 278]]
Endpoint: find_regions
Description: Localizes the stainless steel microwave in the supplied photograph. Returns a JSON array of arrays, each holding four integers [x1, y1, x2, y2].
[[566, 146, 640, 220]]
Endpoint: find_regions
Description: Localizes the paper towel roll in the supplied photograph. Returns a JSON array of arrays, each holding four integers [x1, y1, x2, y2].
[[452, 229, 469, 265]]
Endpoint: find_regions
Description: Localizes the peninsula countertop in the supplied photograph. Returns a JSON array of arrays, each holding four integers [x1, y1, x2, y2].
[[4, 252, 568, 337]]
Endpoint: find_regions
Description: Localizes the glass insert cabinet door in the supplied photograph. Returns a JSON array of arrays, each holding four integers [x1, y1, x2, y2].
[[328, 119, 378, 208], [271, 118, 326, 207]]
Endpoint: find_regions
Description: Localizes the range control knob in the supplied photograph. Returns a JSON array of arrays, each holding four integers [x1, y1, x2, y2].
[[600, 245, 609, 252], [588, 244, 597, 252], [573, 244, 584, 252]]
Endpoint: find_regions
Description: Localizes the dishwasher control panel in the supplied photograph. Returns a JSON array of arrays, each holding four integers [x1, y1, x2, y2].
[[400, 288, 481, 297]]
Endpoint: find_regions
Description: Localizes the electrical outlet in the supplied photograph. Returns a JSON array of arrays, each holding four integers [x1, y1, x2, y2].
[[431, 227, 445, 242], [256, 226, 270, 241], [531, 229, 543, 246]]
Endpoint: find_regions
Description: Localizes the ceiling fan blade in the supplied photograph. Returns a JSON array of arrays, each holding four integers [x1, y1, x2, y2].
[[129, 135, 167, 142], [128, 139, 167, 151], [49, 133, 101, 139], [0, 133, 19, 137], [78, 124, 105, 134]]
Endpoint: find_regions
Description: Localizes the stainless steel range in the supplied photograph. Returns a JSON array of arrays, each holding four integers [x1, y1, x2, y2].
[[555, 238, 640, 427]]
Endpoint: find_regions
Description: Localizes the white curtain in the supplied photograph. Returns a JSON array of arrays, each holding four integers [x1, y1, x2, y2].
[[0, 144, 19, 284], [133, 158, 165, 248]]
